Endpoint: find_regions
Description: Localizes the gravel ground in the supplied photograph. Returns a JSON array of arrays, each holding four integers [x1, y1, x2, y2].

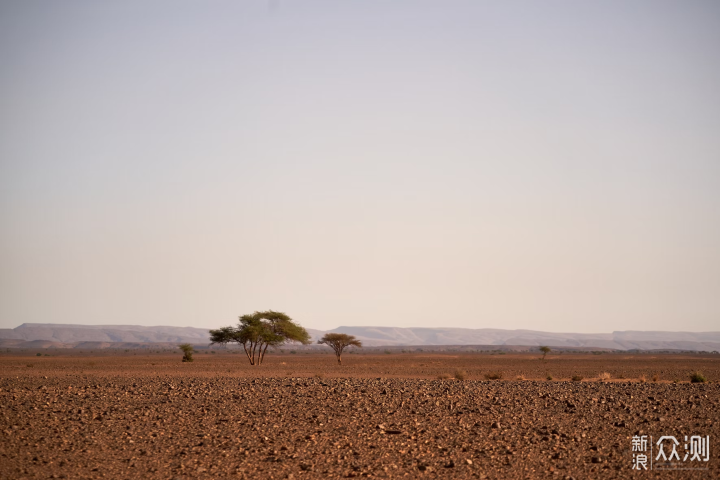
[[1, 354, 719, 479]]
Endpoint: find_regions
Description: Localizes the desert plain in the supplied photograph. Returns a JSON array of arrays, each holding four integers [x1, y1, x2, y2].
[[1, 350, 719, 479]]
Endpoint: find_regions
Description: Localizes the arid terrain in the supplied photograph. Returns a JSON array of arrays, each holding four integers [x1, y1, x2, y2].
[[2, 351, 718, 479]]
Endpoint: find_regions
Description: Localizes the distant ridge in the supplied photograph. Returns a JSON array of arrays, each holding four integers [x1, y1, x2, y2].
[[0, 323, 211, 344], [0, 323, 719, 351], [328, 327, 720, 352]]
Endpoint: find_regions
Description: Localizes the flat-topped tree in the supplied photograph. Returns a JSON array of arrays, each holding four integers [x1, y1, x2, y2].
[[539, 346, 551, 361], [209, 311, 310, 365], [318, 333, 362, 365]]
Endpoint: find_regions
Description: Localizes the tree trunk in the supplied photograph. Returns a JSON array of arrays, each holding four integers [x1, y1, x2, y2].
[[259, 343, 270, 365], [337, 354, 342, 365], [251, 342, 259, 365], [242, 342, 254, 365]]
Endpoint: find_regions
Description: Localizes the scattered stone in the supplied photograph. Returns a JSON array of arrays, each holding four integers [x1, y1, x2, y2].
[[2, 353, 718, 479]]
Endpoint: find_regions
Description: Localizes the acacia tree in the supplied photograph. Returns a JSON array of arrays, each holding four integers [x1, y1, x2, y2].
[[318, 333, 362, 365], [209, 311, 310, 365], [539, 346, 551, 362]]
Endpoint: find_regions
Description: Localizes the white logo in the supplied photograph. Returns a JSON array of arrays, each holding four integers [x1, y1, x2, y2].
[[656, 436, 681, 462], [631, 434, 710, 471]]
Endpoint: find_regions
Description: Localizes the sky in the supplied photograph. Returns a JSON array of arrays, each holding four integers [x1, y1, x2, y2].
[[1, 1, 719, 333]]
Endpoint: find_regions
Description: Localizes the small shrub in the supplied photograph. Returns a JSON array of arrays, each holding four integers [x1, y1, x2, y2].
[[179, 343, 194, 363], [638, 375, 647, 383], [26, 364, 34, 368], [384, 350, 391, 354], [437, 373, 452, 380], [652, 374, 659, 382], [690, 372, 706, 383], [546, 374, 553, 381], [290, 350, 297, 354], [314, 372, 325, 379], [516, 375, 525, 381], [36, 353, 42, 357], [485, 372, 502, 380], [571, 375, 584, 382], [454, 370, 468, 381], [598, 372, 611, 382]]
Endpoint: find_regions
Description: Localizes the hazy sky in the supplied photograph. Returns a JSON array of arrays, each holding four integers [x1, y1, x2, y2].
[[1, 1, 719, 333]]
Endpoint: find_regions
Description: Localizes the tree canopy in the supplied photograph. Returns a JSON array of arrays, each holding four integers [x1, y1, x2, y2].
[[539, 346, 551, 361], [209, 311, 310, 365], [318, 333, 362, 365]]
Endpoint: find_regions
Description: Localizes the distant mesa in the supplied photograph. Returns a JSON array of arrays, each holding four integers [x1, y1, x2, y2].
[[0, 323, 719, 352]]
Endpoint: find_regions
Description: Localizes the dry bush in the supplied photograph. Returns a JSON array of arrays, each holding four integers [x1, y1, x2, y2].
[[179, 343, 194, 363], [314, 372, 325, 379], [516, 375, 525, 381], [484, 372, 503, 380], [26, 364, 34, 368], [598, 372, 611, 382], [546, 374, 553, 381], [652, 374, 659, 382], [437, 373, 452, 380], [571, 375, 583, 382], [639, 375, 647, 383], [454, 370, 468, 381], [690, 372, 706, 383]]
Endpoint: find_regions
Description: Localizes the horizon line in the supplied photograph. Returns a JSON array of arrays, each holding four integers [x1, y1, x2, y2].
[[5, 322, 720, 335]]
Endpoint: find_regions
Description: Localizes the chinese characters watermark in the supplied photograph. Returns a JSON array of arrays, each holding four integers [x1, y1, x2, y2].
[[631, 434, 710, 471]]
